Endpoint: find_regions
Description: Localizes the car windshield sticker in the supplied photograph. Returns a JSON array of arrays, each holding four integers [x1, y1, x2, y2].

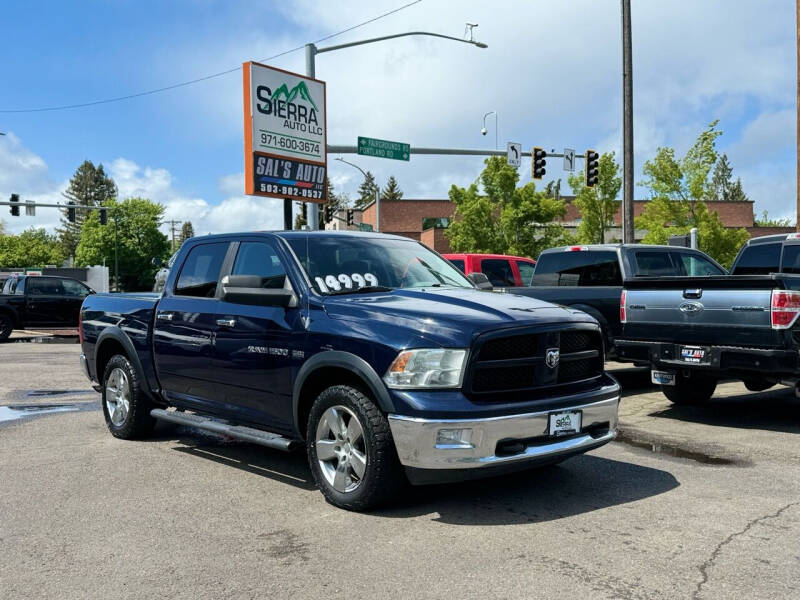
[[314, 273, 378, 293]]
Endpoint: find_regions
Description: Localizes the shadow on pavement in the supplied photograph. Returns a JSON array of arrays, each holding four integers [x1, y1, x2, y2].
[[375, 454, 679, 525], [650, 385, 800, 434], [607, 366, 656, 398], [149, 423, 679, 524]]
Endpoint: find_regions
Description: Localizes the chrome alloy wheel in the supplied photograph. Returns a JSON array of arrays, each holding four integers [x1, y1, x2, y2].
[[105, 367, 130, 426], [315, 405, 367, 493]]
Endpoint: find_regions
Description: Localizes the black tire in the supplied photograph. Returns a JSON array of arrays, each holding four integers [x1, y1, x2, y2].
[[662, 372, 717, 405], [0, 312, 13, 341], [101, 354, 156, 439], [306, 384, 404, 511]]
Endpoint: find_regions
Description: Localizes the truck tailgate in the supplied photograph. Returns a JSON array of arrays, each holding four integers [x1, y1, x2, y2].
[[622, 274, 800, 348]]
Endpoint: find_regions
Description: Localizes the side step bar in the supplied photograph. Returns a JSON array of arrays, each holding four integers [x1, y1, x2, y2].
[[150, 408, 298, 452]]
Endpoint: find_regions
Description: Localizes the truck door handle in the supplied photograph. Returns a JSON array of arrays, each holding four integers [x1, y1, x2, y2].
[[216, 318, 236, 328], [156, 312, 174, 322]]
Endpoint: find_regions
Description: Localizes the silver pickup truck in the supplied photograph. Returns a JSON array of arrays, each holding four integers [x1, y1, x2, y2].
[[616, 271, 800, 403]]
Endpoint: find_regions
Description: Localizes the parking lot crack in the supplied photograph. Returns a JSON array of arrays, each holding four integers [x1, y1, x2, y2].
[[692, 500, 800, 599]]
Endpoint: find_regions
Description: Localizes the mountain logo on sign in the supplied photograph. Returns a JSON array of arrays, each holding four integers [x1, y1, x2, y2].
[[270, 81, 318, 110], [256, 80, 321, 132]]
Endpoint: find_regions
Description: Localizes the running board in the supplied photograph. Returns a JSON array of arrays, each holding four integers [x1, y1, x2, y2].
[[150, 408, 298, 452]]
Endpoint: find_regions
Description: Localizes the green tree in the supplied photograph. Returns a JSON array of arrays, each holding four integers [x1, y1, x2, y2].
[[75, 197, 169, 291], [544, 179, 561, 200], [568, 151, 622, 244], [637, 121, 749, 268], [445, 156, 571, 258], [355, 171, 379, 209], [710, 153, 749, 202], [293, 203, 307, 230], [0, 228, 65, 268], [179, 221, 195, 244], [58, 160, 118, 259], [380, 176, 403, 201], [755, 210, 794, 227]]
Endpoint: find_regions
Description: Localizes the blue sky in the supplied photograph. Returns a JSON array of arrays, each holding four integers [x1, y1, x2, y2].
[[0, 0, 796, 235]]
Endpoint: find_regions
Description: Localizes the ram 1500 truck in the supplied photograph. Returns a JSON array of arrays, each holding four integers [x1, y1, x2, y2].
[[0, 274, 94, 340], [79, 231, 620, 511], [506, 244, 726, 356]]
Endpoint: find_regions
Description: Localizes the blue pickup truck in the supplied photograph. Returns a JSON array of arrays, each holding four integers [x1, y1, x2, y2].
[[79, 231, 620, 510]]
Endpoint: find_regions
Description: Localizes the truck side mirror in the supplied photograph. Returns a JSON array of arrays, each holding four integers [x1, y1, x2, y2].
[[467, 272, 493, 290], [220, 274, 297, 307]]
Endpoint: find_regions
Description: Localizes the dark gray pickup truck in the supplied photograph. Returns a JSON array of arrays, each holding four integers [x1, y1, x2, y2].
[[507, 244, 726, 356], [616, 233, 800, 404]]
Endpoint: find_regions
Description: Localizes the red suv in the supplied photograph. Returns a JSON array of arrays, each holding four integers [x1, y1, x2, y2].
[[443, 253, 536, 287]]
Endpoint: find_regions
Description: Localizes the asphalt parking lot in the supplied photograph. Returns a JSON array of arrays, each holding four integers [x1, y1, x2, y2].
[[1, 343, 799, 599]]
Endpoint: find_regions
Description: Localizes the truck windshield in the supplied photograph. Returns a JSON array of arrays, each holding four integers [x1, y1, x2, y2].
[[285, 236, 473, 294]]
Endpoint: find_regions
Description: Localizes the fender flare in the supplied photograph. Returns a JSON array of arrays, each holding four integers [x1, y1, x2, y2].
[[0, 305, 21, 328], [292, 351, 395, 438], [95, 327, 152, 398]]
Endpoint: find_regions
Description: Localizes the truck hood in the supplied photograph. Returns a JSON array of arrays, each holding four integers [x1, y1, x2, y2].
[[322, 288, 595, 347]]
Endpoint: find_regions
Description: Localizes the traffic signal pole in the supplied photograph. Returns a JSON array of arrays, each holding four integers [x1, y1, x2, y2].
[[621, 0, 635, 243]]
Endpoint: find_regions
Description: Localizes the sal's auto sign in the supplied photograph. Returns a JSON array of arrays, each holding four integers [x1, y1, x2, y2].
[[243, 61, 327, 201]]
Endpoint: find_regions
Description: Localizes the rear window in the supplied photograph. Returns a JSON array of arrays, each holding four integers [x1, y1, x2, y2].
[[175, 242, 229, 297], [532, 251, 622, 287], [448, 258, 465, 272], [481, 259, 515, 287], [633, 251, 677, 276], [677, 253, 724, 276], [781, 245, 800, 274], [732, 243, 781, 275]]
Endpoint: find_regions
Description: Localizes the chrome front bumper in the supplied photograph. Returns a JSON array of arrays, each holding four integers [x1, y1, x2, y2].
[[388, 396, 619, 471], [79, 353, 91, 381]]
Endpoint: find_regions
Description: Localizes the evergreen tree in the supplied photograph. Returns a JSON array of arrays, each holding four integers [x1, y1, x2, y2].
[[355, 171, 379, 209], [179, 221, 195, 244], [380, 176, 403, 201], [58, 161, 117, 259], [710, 153, 749, 202]]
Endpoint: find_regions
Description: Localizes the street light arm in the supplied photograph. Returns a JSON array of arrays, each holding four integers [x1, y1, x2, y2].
[[316, 31, 487, 54], [335, 157, 368, 179]]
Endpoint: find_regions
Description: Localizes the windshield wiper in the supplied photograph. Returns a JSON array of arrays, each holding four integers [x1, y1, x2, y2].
[[326, 285, 393, 296]]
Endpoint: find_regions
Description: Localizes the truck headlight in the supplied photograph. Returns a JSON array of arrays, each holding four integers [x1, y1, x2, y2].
[[383, 348, 467, 389]]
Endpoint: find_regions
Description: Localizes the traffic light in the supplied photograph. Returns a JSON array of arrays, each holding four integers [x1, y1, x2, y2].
[[9, 194, 20, 217], [585, 150, 599, 187], [324, 204, 334, 223], [67, 201, 76, 223], [532, 147, 546, 180], [317, 205, 324, 229], [346, 209, 354, 227], [99, 208, 108, 225]]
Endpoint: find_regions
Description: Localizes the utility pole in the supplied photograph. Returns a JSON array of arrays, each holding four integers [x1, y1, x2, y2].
[[165, 219, 182, 252], [621, 0, 635, 243], [796, 0, 799, 231]]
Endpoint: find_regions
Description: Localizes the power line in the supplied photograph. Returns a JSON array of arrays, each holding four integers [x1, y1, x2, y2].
[[0, 0, 422, 114]]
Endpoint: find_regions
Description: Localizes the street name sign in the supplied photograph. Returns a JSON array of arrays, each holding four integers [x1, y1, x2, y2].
[[358, 136, 410, 161], [563, 148, 575, 172], [243, 61, 327, 202], [507, 142, 521, 167]]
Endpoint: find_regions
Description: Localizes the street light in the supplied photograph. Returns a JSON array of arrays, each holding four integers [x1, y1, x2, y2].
[[305, 28, 488, 230], [482, 110, 498, 150], [335, 157, 379, 232]]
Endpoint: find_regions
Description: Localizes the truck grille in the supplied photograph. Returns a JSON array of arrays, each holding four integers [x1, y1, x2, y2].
[[468, 326, 603, 397]]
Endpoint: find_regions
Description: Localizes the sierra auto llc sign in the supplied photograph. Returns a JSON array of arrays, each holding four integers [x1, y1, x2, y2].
[[243, 61, 327, 201]]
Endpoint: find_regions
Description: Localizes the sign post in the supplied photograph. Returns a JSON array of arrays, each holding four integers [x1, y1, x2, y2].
[[242, 61, 327, 205], [357, 136, 410, 161], [506, 142, 521, 167]]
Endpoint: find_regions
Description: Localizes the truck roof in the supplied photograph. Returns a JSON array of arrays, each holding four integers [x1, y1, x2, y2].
[[740, 233, 800, 246], [539, 243, 688, 254], [185, 230, 415, 243]]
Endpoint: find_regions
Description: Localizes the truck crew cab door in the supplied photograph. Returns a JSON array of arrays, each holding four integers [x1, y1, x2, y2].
[[153, 241, 231, 409], [211, 240, 303, 432], [25, 277, 66, 326]]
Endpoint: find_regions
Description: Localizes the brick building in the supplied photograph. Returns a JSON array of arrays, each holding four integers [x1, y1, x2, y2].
[[357, 197, 792, 253]]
